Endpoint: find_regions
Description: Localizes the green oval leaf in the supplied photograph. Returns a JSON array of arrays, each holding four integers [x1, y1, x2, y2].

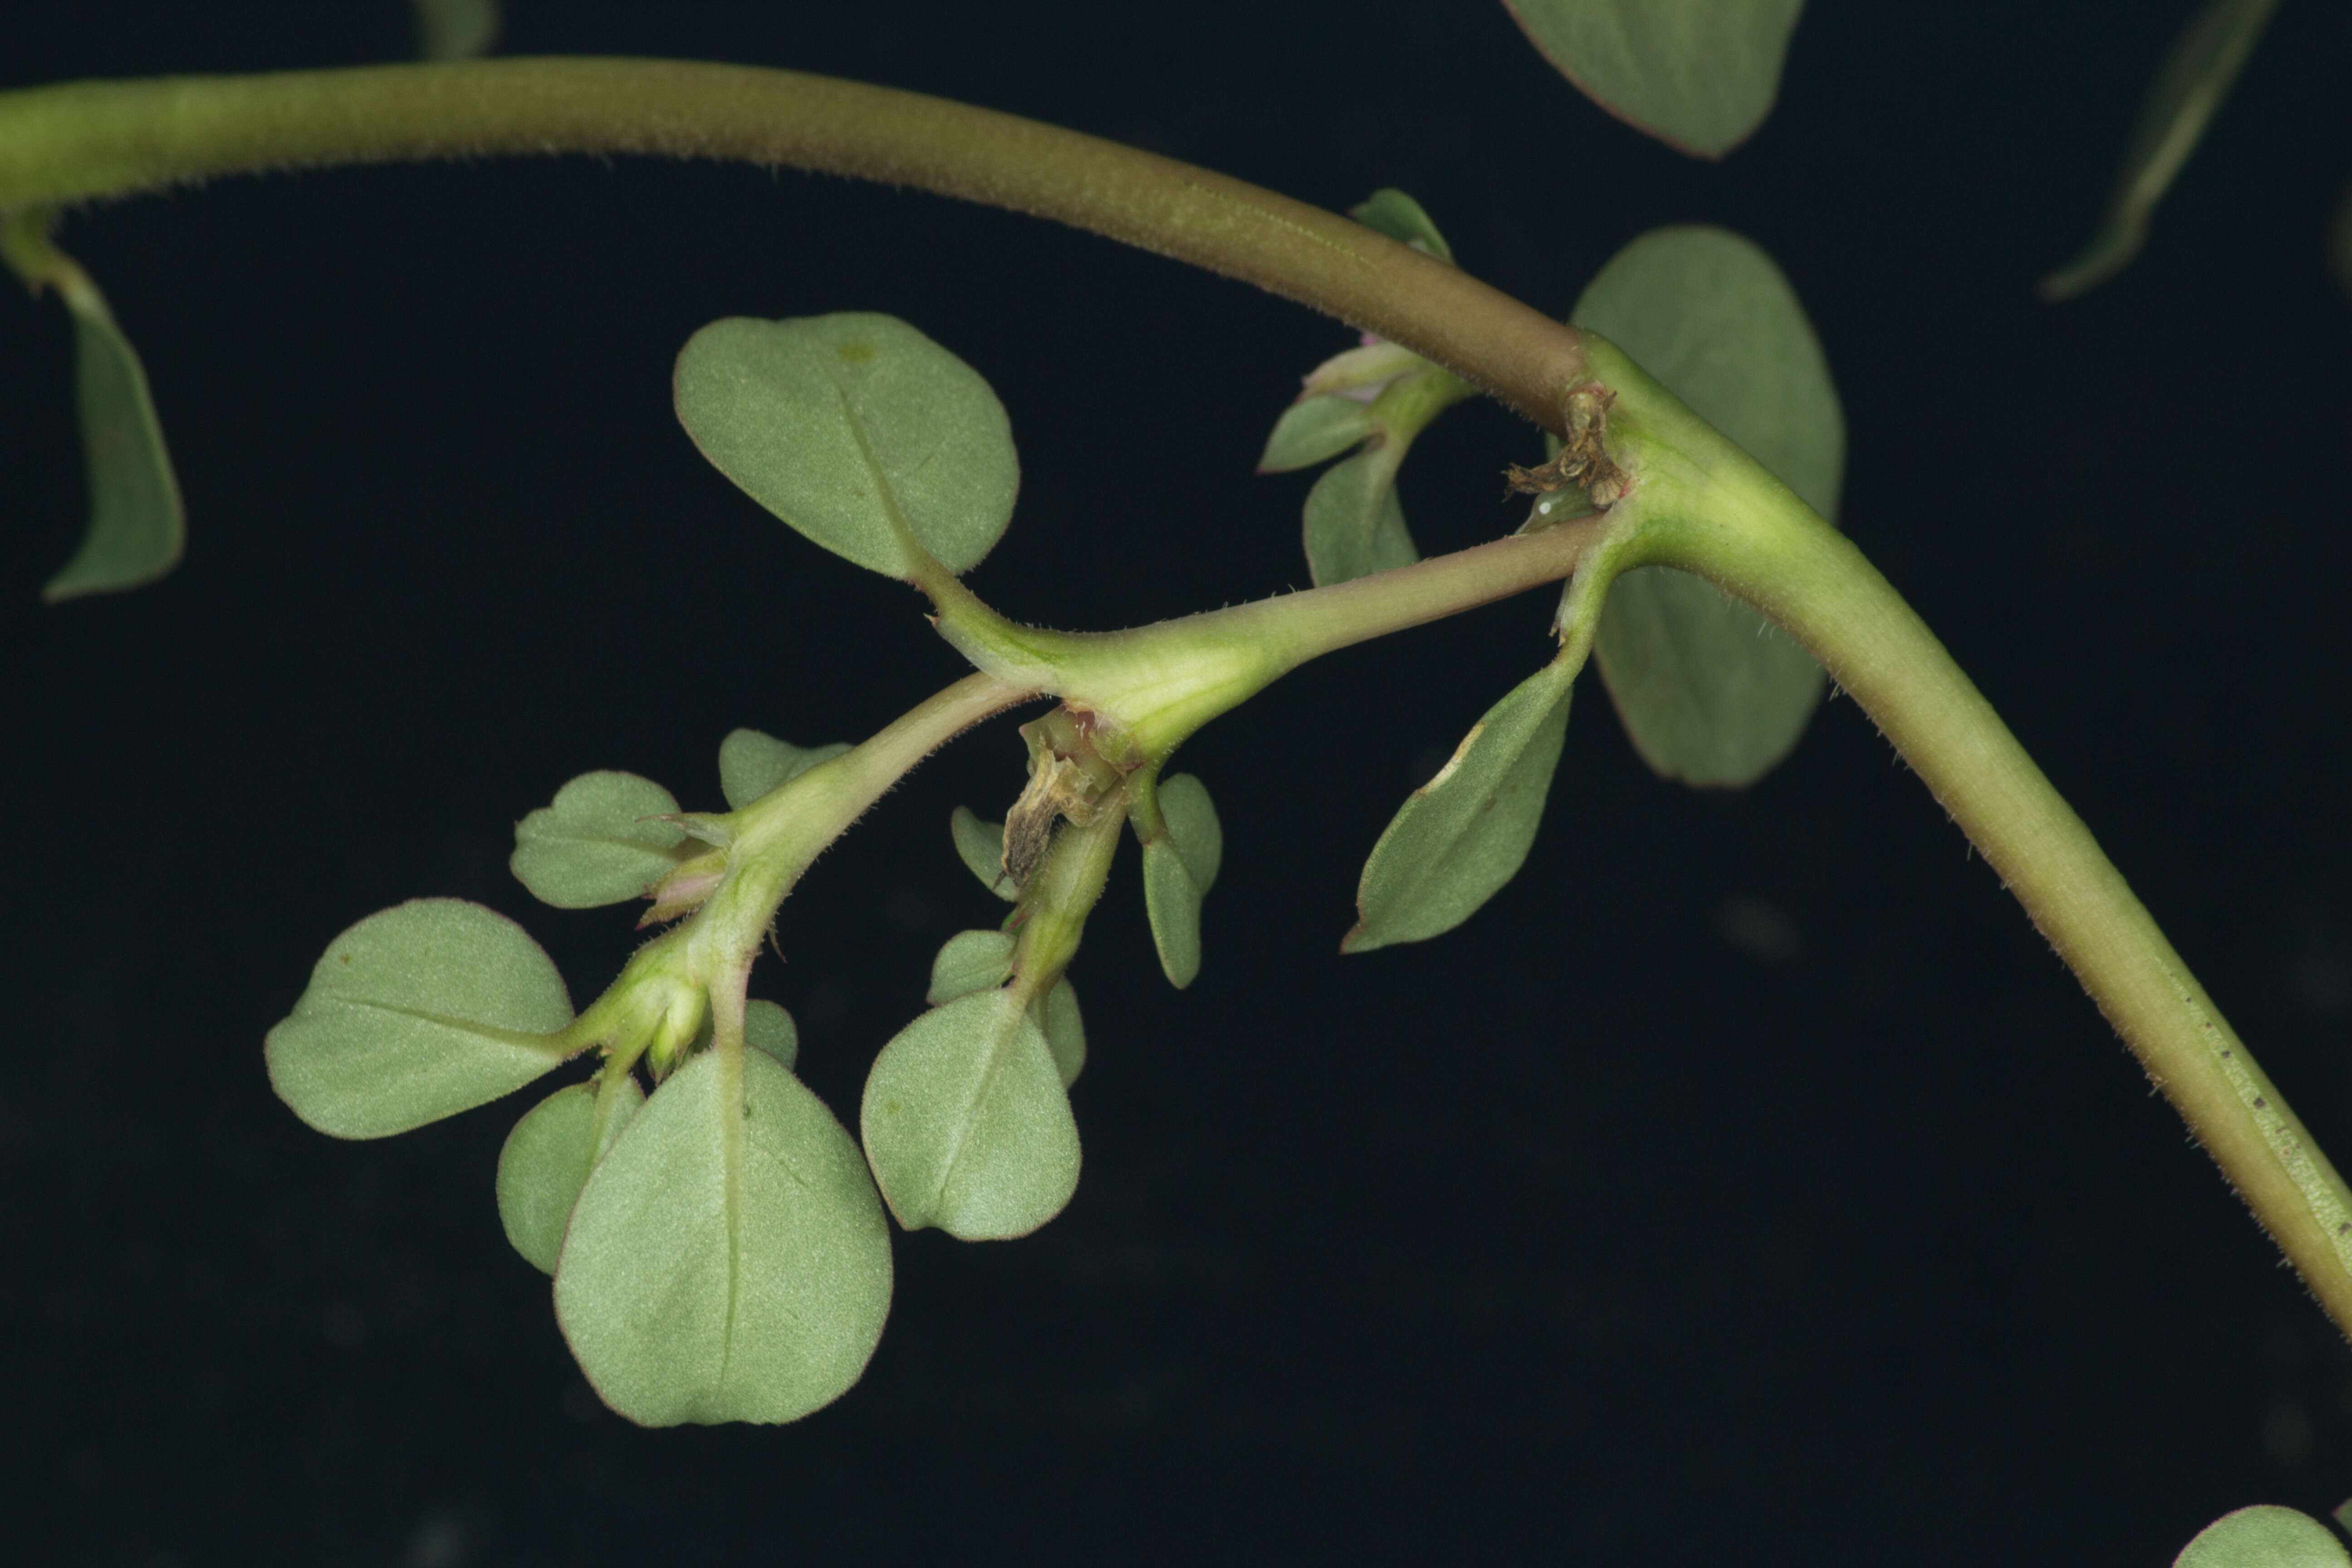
[[745, 998, 799, 1072], [718, 727, 850, 812], [1136, 771, 1224, 990], [556, 1046, 893, 1426], [1257, 394, 1374, 475], [1504, 0, 1806, 158], [1344, 657, 1576, 954], [950, 806, 1019, 902], [265, 899, 573, 1139], [859, 990, 1080, 1240], [1034, 980, 1085, 1089], [1303, 442, 1416, 588], [2176, 1507, 2351, 1568], [674, 313, 1018, 580], [2041, 0, 2281, 301], [510, 770, 688, 909], [1572, 224, 1843, 787], [927, 928, 1015, 1005], [496, 1076, 645, 1275]]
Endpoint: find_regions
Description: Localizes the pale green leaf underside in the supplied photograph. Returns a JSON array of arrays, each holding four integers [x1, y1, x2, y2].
[[1349, 188, 1455, 264], [1304, 443, 1416, 588], [556, 1047, 892, 1426], [497, 1076, 645, 1275], [1345, 657, 1576, 954], [511, 770, 686, 908], [265, 899, 573, 1139], [719, 727, 850, 811], [2175, 1507, 2351, 1568], [1036, 980, 1084, 1089], [414, 0, 500, 60], [928, 929, 1015, 1005], [1572, 224, 1843, 787], [745, 999, 799, 1072], [674, 313, 1018, 579], [1504, 0, 1805, 158], [1258, 394, 1373, 474], [2041, 0, 2280, 301], [860, 990, 1080, 1240], [47, 281, 185, 602], [951, 807, 1019, 902]]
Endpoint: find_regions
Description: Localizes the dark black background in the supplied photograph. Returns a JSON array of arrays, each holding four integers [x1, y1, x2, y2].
[[7, 3, 2352, 1564]]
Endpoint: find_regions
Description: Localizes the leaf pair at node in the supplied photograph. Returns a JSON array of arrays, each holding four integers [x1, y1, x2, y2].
[[1339, 223, 1843, 953], [1257, 191, 1475, 587]]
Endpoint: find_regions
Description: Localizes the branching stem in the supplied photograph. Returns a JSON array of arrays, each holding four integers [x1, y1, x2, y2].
[[8, 57, 2347, 1338]]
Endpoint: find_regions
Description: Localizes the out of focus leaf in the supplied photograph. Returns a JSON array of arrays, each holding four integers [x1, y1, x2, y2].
[[2041, 0, 2281, 301], [1303, 443, 1416, 587], [1258, 395, 1375, 474], [414, 0, 500, 59], [1349, 188, 1455, 262], [1034, 980, 1084, 1089], [2, 213, 186, 602], [1503, 0, 1806, 158], [1572, 224, 1842, 786]]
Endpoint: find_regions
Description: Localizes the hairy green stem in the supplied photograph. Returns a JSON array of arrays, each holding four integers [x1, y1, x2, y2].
[[1591, 336, 2352, 1333], [0, 59, 1585, 423], [5, 56, 2342, 1334]]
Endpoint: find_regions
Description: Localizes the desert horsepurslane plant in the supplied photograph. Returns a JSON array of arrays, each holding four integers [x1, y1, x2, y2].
[[5, 44, 2351, 1475]]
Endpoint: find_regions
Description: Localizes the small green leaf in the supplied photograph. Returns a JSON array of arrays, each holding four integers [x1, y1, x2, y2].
[[511, 770, 688, 909], [674, 313, 1019, 580], [496, 1076, 645, 1275], [860, 990, 1080, 1239], [1348, 188, 1455, 263], [1157, 773, 1224, 892], [265, 899, 573, 1138], [1572, 225, 1843, 786], [2041, 0, 2281, 300], [1257, 395, 1375, 474], [1504, 0, 1806, 158], [927, 929, 1015, 1005], [2175, 1506, 2351, 1568], [414, 0, 500, 59], [0, 211, 189, 602], [1303, 443, 1416, 588], [1344, 657, 1576, 954], [951, 806, 1019, 902], [556, 1046, 892, 1426], [1033, 980, 1085, 1089], [1137, 771, 1224, 989], [745, 999, 799, 1072], [719, 727, 850, 811]]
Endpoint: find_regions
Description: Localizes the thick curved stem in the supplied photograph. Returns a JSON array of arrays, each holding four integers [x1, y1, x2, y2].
[[1591, 337, 2352, 1335], [0, 59, 1587, 424]]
